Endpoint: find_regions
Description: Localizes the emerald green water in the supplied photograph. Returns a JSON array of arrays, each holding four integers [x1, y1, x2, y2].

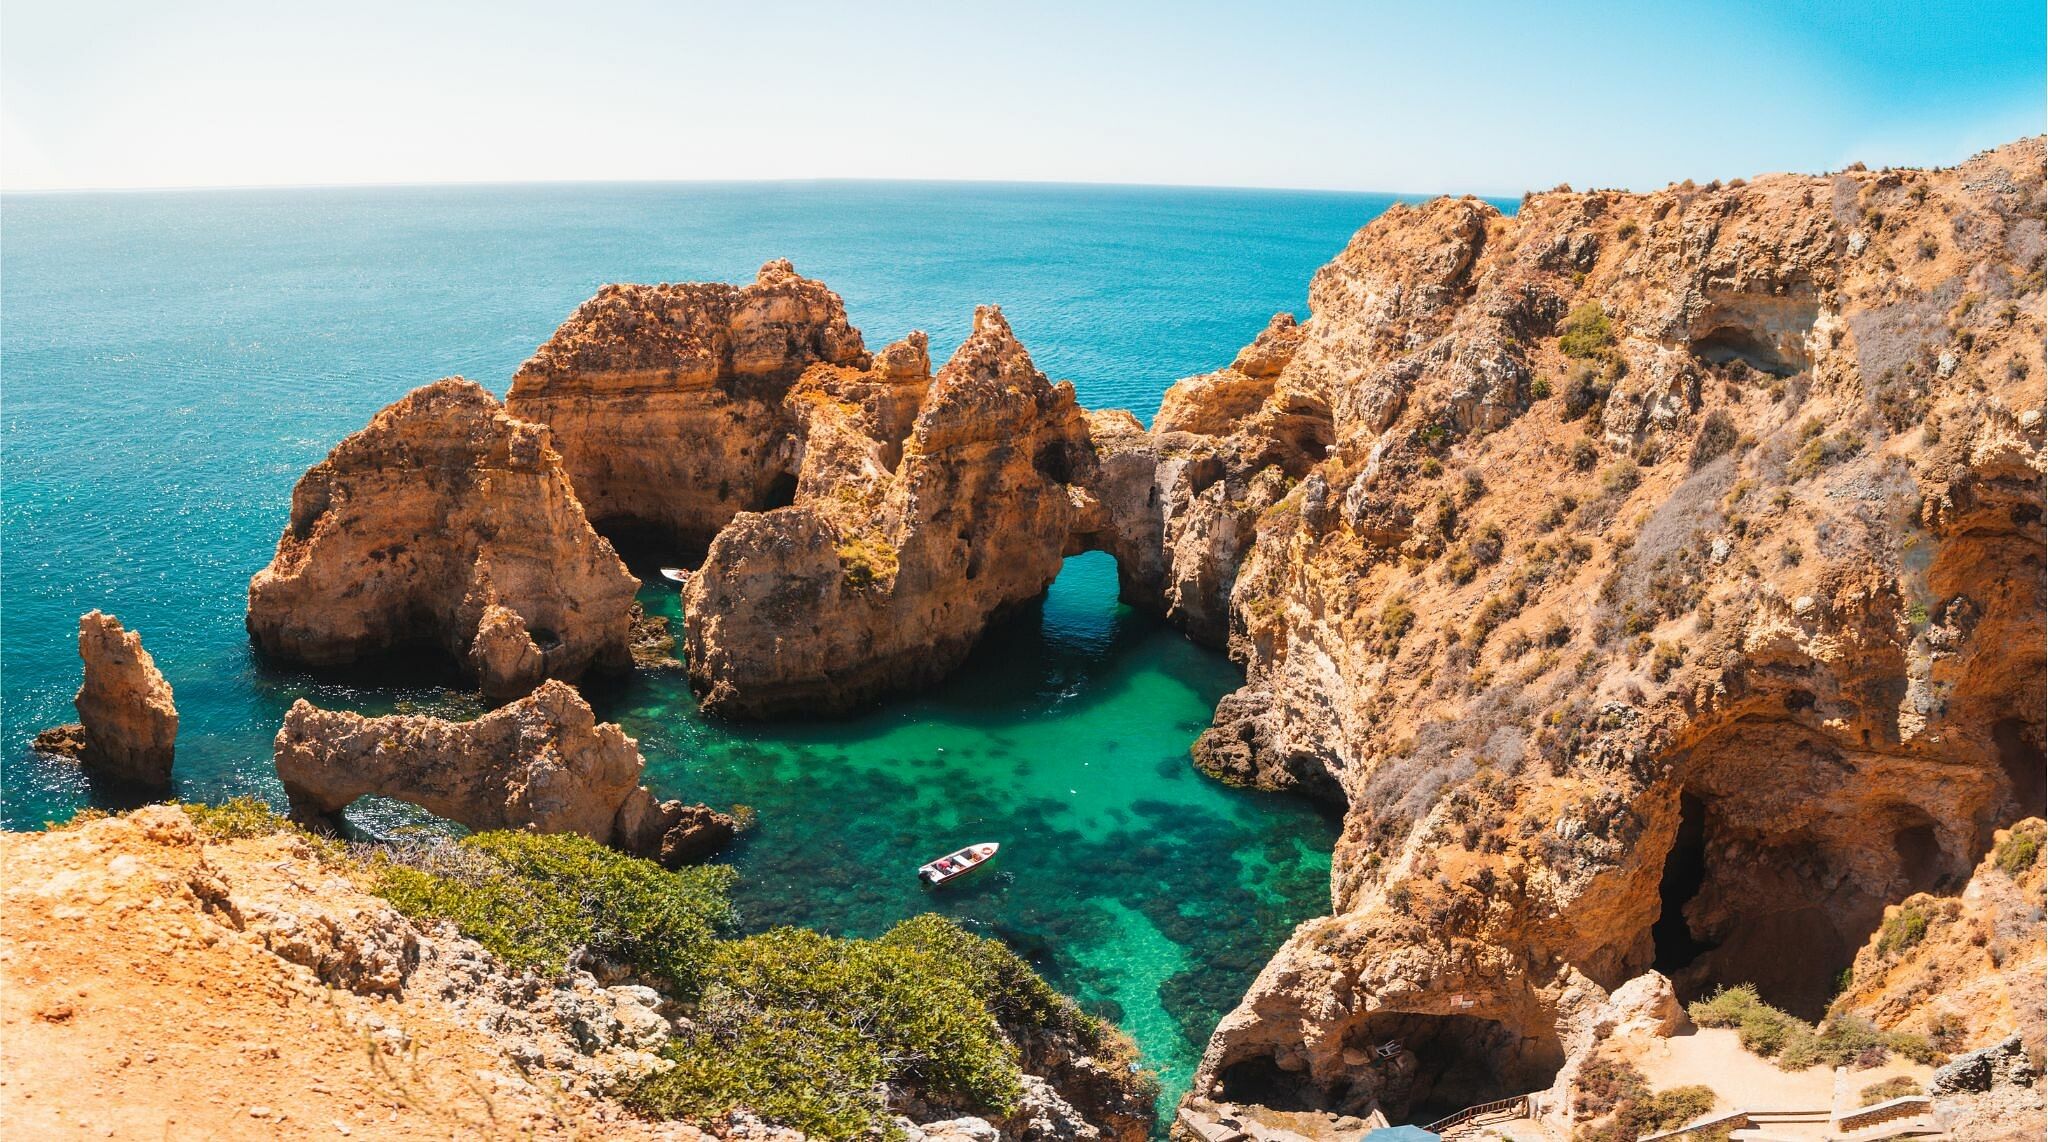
[[605, 552, 1336, 1100], [0, 181, 1404, 1114]]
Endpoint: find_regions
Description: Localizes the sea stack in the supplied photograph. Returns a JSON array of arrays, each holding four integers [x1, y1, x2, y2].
[[33, 610, 179, 793], [505, 258, 871, 548], [246, 378, 640, 701], [683, 305, 1100, 716]]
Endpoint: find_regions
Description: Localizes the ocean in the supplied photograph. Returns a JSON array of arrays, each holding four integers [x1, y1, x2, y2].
[[0, 180, 1497, 1106]]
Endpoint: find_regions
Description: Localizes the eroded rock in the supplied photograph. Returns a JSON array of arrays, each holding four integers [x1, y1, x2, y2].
[[273, 679, 731, 866], [246, 378, 638, 701], [44, 611, 179, 792]]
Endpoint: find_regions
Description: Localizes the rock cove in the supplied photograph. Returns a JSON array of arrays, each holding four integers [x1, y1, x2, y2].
[[10, 140, 2042, 1138], [234, 140, 2048, 1131]]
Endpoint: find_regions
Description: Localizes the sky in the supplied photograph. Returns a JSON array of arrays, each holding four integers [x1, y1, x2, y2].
[[2, 0, 2041, 195]]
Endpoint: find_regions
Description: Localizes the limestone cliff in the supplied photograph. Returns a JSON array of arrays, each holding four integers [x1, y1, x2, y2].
[[505, 259, 870, 548], [33, 611, 178, 793], [1163, 139, 2047, 1122], [247, 378, 640, 701], [1833, 818, 2045, 1053], [274, 679, 734, 866], [684, 306, 1099, 717]]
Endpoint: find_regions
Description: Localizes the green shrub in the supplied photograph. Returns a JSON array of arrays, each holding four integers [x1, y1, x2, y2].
[[1691, 410, 1740, 468], [1560, 302, 1618, 360], [372, 831, 734, 992], [1575, 1082, 1717, 1142], [1995, 821, 2043, 877], [1860, 1076, 1923, 1106], [629, 916, 1133, 1141], [1875, 902, 1931, 956], [1691, 985, 1936, 1070], [1690, 984, 1801, 1057], [1600, 459, 1642, 497], [837, 532, 900, 589], [1788, 431, 1864, 479], [1562, 364, 1610, 420], [182, 795, 296, 839], [1573, 1054, 1648, 1119]]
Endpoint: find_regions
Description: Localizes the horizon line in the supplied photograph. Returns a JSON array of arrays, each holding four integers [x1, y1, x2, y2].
[[0, 171, 1535, 201]]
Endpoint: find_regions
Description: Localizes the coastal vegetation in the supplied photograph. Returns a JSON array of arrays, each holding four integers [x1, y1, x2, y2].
[[361, 827, 1146, 1140], [1688, 985, 1938, 1070]]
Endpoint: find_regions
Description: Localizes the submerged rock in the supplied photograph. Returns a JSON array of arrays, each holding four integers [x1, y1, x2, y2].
[[273, 679, 732, 866], [40, 611, 178, 793], [246, 378, 639, 701]]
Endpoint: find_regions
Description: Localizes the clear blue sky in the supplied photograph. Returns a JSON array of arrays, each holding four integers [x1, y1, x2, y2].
[[2, 0, 2040, 193]]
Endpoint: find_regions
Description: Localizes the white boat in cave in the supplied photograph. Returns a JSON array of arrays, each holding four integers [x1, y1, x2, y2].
[[658, 567, 689, 585]]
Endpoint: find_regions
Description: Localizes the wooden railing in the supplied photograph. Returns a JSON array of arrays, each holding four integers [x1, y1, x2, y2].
[[1424, 1092, 1538, 1135]]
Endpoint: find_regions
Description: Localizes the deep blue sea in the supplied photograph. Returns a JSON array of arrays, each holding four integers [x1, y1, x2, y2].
[[0, 181, 1498, 1106]]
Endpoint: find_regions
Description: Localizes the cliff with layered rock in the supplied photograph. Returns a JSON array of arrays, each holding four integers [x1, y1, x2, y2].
[[683, 305, 1101, 716], [1832, 817, 2045, 1052], [505, 259, 870, 548], [31, 610, 178, 793], [275, 679, 735, 866], [247, 378, 640, 700], [505, 261, 1116, 717], [1164, 138, 2047, 1124]]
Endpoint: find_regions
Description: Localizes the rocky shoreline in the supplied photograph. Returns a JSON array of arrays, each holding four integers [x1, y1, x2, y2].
[[16, 137, 2047, 1139]]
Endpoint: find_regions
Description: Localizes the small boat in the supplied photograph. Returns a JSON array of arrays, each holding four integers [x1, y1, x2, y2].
[[918, 842, 999, 887], [658, 567, 689, 586]]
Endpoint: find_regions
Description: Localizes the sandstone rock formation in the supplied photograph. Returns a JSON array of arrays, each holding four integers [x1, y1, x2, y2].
[[35, 611, 178, 792], [683, 306, 1101, 716], [1, 805, 715, 1139], [247, 378, 639, 701], [505, 259, 870, 548], [1832, 818, 2045, 1052], [1163, 139, 2047, 1123], [274, 679, 733, 866]]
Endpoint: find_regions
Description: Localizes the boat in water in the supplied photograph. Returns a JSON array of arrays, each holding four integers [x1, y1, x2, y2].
[[918, 842, 998, 887], [658, 567, 689, 586]]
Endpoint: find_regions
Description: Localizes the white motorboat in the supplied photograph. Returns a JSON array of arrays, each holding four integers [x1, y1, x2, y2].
[[918, 842, 999, 887], [658, 567, 689, 586]]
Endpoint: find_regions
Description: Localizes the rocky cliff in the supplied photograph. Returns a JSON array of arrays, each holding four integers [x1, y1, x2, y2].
[[505, 259, 870, 549], [1165, 139, 2047, 1122], [32, 611, 178, 793], [247, 378, 640, 700], [505, 263, 1111, 717], [275, 679, 735, 866], [683, 305, 1101, 716], [1833, 818, 2045, 1053]]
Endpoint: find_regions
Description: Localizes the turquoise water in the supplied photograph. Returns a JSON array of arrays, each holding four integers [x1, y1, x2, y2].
[[0, 181, 1472, 1105]]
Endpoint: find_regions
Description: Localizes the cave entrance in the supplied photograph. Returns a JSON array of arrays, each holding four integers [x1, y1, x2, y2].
[[1690, 325, 1804, 377], [1342, 1012, 1563, 1126], [1994, 717, 2047, 817], [1216, 1055, 1322, 1114], [1652, 792, 1716, 973], [593, 520, 714, 579], [761, 471, 799, 511], [1646, 784, 1904, 1021]]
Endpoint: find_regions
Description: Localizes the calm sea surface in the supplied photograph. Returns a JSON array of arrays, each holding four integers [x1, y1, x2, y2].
[[1, 181, 1505, 1106]]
